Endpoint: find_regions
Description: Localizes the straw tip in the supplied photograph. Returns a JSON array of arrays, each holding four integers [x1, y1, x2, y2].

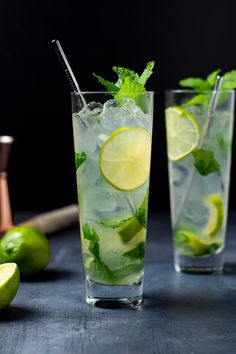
[[51, 39, 58, 44]]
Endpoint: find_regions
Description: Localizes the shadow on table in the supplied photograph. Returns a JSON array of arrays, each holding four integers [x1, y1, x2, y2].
[[144, 289, 233, 317], [224, 263, 236, 275], [21, 268, 78, 282], [0, 306, 37, 322]]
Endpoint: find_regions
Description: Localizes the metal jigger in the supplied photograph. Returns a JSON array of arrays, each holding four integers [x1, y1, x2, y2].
[[0, 136, 14, 235]]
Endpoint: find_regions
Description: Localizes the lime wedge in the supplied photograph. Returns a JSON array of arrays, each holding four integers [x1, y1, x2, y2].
[[0, 263, 20, 310], [118, 216, 143, 243], [203, 193, 224, 237], [165, 106, 200, 161], [99, 127, 151, 191], [174, 229, 221, 257]]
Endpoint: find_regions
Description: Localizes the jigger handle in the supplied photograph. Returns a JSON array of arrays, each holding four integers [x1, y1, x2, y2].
[[0, 172, 14, 235], [20, 204, 79, 234]]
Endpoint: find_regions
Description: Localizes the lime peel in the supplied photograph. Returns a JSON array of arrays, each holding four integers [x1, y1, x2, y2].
[[203, 193, 224, 237]]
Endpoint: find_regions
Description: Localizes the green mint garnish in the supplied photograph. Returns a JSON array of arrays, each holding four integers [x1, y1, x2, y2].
[[115, 77, 146, 100], [182, 94, 210, 108], [192, 149, 220, 176], [93, 74, 119, 92], [138, 61, 155, 86], [93, 61, 154, 99], [75, 152, 86, 170], [123, 242, 145, 259], [112, 66, 139, 88], [206, 69, 221, 87], [179, 69, 236, 107], [179, 77, 211, 91], [221, 70, 236, 90]]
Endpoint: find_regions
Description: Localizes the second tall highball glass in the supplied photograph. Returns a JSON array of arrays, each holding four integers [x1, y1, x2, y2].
[[165, 90, 234, 273]]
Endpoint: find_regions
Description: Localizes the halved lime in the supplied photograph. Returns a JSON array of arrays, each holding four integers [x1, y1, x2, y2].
[[203, 193, 224, 237], [99, 127, 151, 190], [0, 263, 20, 310], [165, 106, 200, 161]]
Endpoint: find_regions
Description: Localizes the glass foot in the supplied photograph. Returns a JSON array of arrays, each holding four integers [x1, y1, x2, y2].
[[85, 277, 143, 308], [174, 251, 224, 274]]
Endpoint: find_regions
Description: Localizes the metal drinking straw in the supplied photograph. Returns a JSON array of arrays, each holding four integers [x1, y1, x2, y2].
[[51, 39, 86, 106], [173, 75, 223, 229]]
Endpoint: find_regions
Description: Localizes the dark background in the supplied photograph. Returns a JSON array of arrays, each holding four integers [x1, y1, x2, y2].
[[0, 0, 235, 212]]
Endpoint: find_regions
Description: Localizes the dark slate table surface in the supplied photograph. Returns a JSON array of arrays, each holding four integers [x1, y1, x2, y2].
[[0, 212, 236, 354]]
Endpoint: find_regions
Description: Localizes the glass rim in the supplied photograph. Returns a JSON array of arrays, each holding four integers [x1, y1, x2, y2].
[[165, 89, 235, 94], [71, 91, 155, 95]]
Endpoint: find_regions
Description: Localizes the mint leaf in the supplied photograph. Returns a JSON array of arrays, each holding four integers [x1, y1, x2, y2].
[[94, 62, 154, 97], [123, 242, 145, 259], [75, 152, 86, 170], [83, 223, 117, 282], [112, 66, 139, 88], [83, 223, 93, 240], [136, 188, 149, 228], [182, 94, 207, 108], [179, 78, 211, 91], [115, 77, 146, 100], [222, 70, 236, 90], [138, 61, 155, 86], [207, 69, 221, 87], [93, 73, 119, 92], [182, 93, 212, 108], [192, 149, 220, 176]]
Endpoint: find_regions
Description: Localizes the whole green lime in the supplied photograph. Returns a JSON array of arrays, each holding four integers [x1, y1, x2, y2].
[[0, 263, 20, 310], [0, 227, 50, 276]]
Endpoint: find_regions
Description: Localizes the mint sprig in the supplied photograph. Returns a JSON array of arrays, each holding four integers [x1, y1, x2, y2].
[[93, 61, 154, 99], [179, 69, 236, 107]]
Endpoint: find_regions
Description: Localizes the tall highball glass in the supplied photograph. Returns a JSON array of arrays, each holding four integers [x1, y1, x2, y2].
[[165, 90, 234, 273], [72, 92, 154, 307]]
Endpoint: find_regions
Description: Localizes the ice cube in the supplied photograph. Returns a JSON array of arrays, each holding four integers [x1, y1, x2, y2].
[[100, 98, 151, 132], [93, 189, 117, 212], [78, 102, 103, 118], [72, 114, 97, 153], [98, 133, 109, 147]]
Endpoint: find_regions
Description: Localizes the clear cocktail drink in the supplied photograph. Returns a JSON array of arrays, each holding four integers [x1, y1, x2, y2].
[[72, 92, 153, 306], [165, 90, 234, 273]]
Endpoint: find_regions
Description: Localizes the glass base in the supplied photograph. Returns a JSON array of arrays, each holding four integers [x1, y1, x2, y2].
[[85, 277, 143, 308], [174, 251, 224, 274]]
